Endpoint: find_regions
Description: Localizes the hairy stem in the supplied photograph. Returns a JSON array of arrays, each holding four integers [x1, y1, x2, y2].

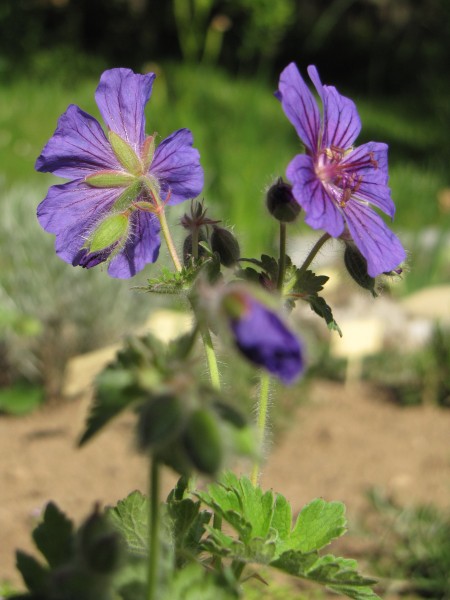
[[157, 207, 183, 272], [200, 325, 221, 390], [250, 372, 271, 486], [147, 459, 160, 600], [296, 232, 331, 277]]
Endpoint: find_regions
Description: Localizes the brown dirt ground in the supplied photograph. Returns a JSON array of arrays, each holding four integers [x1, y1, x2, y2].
[[1, 378, 450, 587]]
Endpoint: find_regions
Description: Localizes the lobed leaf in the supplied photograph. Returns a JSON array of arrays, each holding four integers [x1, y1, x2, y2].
[[106, 491, 148, 557]]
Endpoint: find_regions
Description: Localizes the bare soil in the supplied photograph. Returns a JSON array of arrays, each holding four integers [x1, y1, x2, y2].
[[1, 379, 450, 587]]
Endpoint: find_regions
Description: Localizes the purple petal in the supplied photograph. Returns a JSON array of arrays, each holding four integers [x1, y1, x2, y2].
[[344, 201, 406, 277], [95, 68, 155, 153], [277, 63, 321, 151], [37, 180, 120, 236], [287, 154, 345, 237], [344, 142, 395, 218], [35, 105, 119, 178], [230, 297, 304, 384], [150, 129, 204, 204], [108, 211, 160, 278], [307, 65, 361, 150]]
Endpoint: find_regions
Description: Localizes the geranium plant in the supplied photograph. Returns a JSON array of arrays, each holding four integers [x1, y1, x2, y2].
[[9, 64, 405, 600]]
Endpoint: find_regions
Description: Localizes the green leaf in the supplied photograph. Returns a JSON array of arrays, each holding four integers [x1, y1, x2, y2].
[[307, 295, 342, 337], [272, 551, 380, 600], [287, 498, 347, 553], [78, 367, 138, 446], [107, 491, 148, 557], [32, 502, 75, 568], [294, 269, 329, 295], [15, 551, 48, 593]]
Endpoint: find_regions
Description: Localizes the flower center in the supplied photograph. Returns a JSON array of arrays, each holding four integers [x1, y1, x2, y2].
[[315, 145, 378, 208]]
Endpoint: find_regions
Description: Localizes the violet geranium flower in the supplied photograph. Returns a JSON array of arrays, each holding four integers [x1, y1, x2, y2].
[[36, 68, 203, 278], [222, 287, 304, 384], [277, 63, 406, 277]]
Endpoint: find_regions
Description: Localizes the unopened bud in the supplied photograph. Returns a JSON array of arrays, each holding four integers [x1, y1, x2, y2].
[[79, 509, 123, 574], [266, 178, 300, 222], [183, 409, 223, 475], [136, 394, 185, 451], [344, 244, 377, 297], [211, 226, 240, 267]]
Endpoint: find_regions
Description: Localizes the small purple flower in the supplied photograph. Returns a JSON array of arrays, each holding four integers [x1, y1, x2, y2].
[[277, 63, 406, 277], [222, 288, 304, 384], [36, 68, 203, 278]]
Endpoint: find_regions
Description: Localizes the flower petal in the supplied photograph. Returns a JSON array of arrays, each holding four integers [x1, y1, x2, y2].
[[37, 180, 120, 235], [230, 297, 304, 384], [307, 65, 361, 149], [344, 201, 406, 277], [37, 180, 121, 264], [344, 142, 395, 218], [35, 105, 119, 178], [287, 154, 345, 236], [277, 63, 321, 151], [108, 211, 160, 278], [151, 128, 204, 204], [95, 68, 155, 153]]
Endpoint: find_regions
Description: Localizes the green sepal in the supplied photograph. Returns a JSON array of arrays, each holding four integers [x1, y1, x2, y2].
[[108, 130, 142, 175], [85, 170, 136, 188], [89, 214, 129, 253], [112, 179, 142, 211], [141, 134, 156, 171]]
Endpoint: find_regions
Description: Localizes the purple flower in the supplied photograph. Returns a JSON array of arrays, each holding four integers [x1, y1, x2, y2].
[[36, 68, 203, 278], [277, 63, 406, 277], [223, 288, 304, 384]]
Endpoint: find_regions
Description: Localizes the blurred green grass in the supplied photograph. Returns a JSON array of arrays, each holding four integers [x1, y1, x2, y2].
[[1, 62, 448, 258]]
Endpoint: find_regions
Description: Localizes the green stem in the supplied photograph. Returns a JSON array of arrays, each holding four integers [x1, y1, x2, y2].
[[147, 459, 160, 600], [157, 206, 183, 273], [250, 372, 271, 486], [296, 232, 331, 278], [276, 221, 287, 291], [200, 324, 221, 390]]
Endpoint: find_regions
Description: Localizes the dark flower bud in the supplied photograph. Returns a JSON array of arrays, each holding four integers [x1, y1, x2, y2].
[[183, 409, 223, 475], [79, 508, 123, 574], [136, 394, 185, 451], [266, 177, 301, 223], [210, 225, 240, 267], [182, 231, 208, 265], [344, 244, 378, 297]]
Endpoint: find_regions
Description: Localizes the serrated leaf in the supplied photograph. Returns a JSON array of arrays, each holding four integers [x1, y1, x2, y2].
[[270, 494, 292, 543], [307, 554, 380, 600], [107, 491, 148, 556], [78, 368, 139, 446], [294, 269, 329, 295], [272, 551, 380, 600], [32, 502, 74, 568], [307, 295, 342, 337], [15, 551, 48, 593], [288, 499, 347, 553], [197, 474, 274, 542]]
